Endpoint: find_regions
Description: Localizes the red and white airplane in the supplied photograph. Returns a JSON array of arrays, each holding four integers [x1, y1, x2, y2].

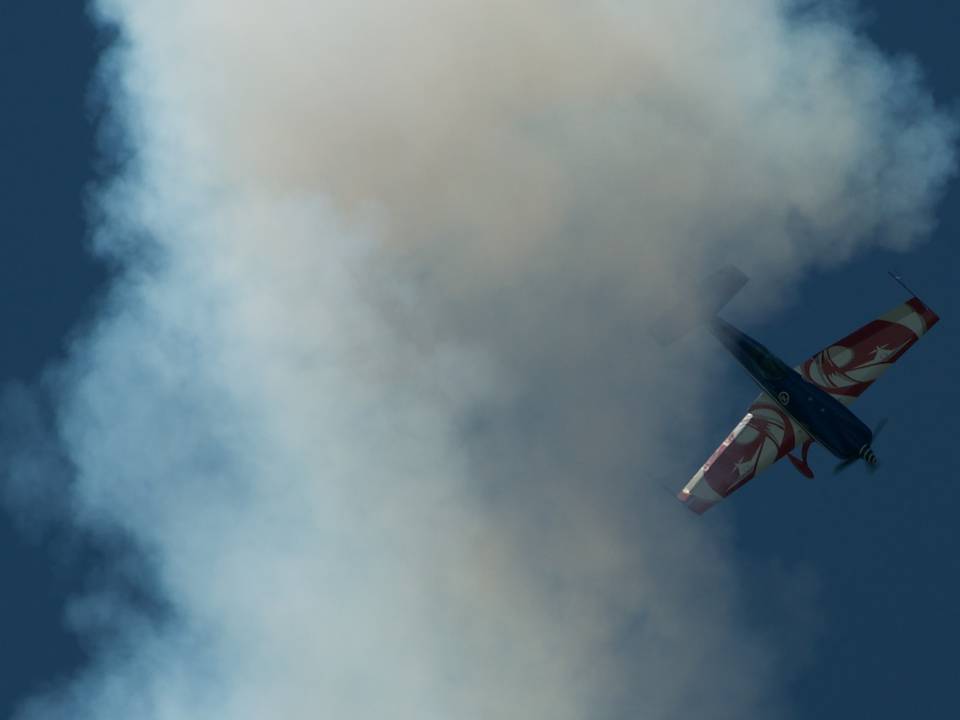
[[669, 269, 940, 515]]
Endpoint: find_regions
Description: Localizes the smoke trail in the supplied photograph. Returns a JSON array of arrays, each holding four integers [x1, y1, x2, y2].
[[8, 1, 953, 718]]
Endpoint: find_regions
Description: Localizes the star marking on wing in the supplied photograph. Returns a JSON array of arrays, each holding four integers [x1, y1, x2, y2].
[[733, 447, 762, 478], [869, 341, 909, 363]]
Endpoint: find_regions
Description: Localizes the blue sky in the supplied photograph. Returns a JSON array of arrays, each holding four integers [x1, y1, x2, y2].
[[0, 2, 957, 718], [0, 2, 104, 710]]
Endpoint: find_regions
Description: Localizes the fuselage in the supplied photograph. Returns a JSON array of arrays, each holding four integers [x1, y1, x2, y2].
[[709, 318, 875, 462]]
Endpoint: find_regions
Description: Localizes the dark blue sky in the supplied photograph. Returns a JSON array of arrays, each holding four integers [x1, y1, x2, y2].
[[0, 2, 957, 718], [0, 2, 107, 712]]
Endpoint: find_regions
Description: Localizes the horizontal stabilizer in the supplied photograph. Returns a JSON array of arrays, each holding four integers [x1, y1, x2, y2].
[[652, 265, 748, 345]]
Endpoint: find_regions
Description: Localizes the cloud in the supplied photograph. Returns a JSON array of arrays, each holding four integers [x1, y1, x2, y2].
[[8, 1, 953, 719]]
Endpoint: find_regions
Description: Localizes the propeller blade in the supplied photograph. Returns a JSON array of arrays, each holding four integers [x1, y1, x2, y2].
[[834, 457, 858, 475], [873, 417, 889, 440], [834, 419, 887, 475]]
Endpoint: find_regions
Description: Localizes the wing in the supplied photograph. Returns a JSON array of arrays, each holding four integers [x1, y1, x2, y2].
[[796, 297, 939, 405], [677, 393, 812, 514]]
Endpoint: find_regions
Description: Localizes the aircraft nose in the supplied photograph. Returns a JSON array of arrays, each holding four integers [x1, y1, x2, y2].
[[861, 446, 879, 466]]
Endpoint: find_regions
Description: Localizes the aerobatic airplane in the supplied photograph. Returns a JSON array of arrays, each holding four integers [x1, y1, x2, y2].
[[663, 267, 940, 514]]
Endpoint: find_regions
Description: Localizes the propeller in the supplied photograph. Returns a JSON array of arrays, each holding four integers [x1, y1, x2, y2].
[[833, 456, 858, 474], [873, 417, 888, 439], [834, 418, 888, 475]]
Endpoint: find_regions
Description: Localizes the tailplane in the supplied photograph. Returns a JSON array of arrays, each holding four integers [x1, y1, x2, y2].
[[652, 265, 748, 346]]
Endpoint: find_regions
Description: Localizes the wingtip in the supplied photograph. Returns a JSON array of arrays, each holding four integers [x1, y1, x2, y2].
[[907, 296, 940, 331], [676, 490, 716, 515]]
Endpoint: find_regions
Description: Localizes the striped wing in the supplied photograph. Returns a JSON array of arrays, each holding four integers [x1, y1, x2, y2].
[[678, 394, 811, 514], [797, 297, 939, 404]]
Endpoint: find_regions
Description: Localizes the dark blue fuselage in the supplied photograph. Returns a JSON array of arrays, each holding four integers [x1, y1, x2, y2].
[[710, 318, 874, 462]]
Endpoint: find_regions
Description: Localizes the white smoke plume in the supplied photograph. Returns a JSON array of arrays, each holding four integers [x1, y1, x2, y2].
[[8, 1, 954, 718]]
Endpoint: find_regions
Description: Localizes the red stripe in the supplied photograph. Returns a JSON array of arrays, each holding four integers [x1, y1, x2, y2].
[[907, 297, 940, 331]]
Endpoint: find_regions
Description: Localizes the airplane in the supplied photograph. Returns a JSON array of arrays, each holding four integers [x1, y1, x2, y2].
[[658, 267, 940, 514]]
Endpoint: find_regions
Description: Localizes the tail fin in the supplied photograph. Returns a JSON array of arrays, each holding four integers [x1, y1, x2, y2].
[[651, 265, 748, 345]]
